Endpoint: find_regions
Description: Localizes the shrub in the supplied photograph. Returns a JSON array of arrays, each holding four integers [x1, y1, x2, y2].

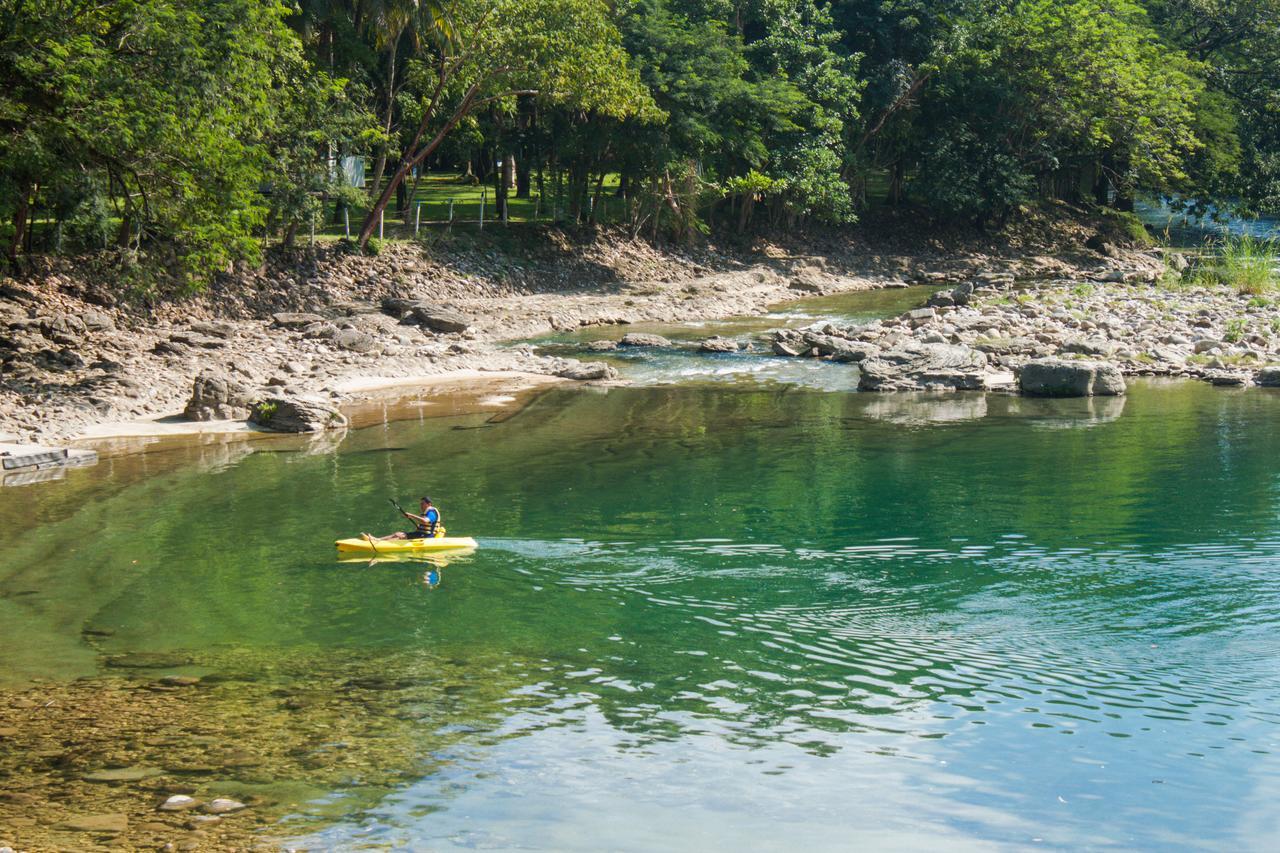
[[1189, 232, 1278, 295]]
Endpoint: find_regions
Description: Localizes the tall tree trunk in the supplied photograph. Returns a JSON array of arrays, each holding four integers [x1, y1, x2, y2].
[[9, 184, 31, 261], [367, 38, 399, 202]]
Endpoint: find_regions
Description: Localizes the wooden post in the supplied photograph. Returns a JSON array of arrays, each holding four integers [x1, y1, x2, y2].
[[309, 220, 315, 246], [343, 209, 350, 238], [448, 199, 455, 234], [480, 189, 485, 230], [535, 194, 541, 221]]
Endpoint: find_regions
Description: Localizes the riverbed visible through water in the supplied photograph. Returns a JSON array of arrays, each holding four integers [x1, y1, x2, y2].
[[3, 286, 1280, 850]]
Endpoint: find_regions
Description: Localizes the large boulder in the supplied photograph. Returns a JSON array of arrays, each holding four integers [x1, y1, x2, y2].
[[182, 371, 253, 421], [408, 304, 472, 333], [39, 313, 86, 346], [249, 396, 349, 432], [858, 342, 990, 391], [1256, 366, 1280, 387], [619, 333, 672, 347], [556, 361, 618, 381], [1018, 359, 1126, 397]]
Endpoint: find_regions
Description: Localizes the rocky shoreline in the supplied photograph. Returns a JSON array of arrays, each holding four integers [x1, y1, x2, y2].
[[764, 259, 1280, 394], [3, 216, 1264, 449]]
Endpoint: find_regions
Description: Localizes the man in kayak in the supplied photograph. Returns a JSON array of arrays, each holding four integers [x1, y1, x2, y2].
[[365, 497, 443, 541]]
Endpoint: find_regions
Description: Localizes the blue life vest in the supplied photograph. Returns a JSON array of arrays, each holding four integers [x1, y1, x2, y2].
[[418, 507, 441, 536]]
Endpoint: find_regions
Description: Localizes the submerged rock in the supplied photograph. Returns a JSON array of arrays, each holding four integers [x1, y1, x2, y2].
[[698, 336, 740, 353], [203, 798, 246, 815], [83, 766, 163, 783], [55, 813, 128, 833], [250, 396, 349, 433], [1019, 359, 1126, 397], [159, 795, 201, 812]]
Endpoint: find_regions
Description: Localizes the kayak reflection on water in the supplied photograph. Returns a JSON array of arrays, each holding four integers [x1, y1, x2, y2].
[[335, 547, 476, 588]]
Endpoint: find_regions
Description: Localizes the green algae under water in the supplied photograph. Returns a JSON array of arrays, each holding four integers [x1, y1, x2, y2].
[[4, 380, 1280, 849]]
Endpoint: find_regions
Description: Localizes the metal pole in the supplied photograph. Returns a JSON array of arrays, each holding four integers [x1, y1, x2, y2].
[[480, 189, 485, 230], [414, 202, 421, 235], [378, 209, 384, 239], [309, 220, 315, 246], [343, 209, 349, 238], [535, 194, 541, 221], [448, 199, 454, 234]]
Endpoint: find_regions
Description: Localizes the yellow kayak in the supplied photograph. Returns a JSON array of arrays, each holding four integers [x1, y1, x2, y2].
[[335, 536, 479, 554]]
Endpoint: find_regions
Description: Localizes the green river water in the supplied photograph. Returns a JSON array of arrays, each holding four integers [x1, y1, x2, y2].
[[3, 299, 1280, 849]]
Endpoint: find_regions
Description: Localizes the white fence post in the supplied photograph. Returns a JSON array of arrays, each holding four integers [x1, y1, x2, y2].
[[414, 202, 421, 235], [343, 209, 349, 238], [378, 209, 384, 239]]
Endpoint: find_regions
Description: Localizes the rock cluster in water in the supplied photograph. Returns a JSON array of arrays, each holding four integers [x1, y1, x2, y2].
[[768, 272, 1280, 395]]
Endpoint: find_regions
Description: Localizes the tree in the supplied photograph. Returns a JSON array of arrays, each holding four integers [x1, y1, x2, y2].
[[356, 0, 655, 248]]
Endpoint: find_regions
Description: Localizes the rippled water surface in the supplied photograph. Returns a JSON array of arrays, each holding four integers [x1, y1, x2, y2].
[[4, 380, 1280, 850]]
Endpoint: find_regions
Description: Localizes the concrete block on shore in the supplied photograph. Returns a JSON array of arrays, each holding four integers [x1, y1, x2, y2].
[[0, 443, 99, 486]]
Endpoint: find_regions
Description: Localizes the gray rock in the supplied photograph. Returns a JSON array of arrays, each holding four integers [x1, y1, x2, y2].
[[1149, 346, 1187, 365], [619, 333, 672, 347], [585, 340, 619, 352], [301, 321, 337, 338], [1019, 359, 1126, 397], [1193, 339, 1220, 354], [159, 795, 201, 812], [168, 331, 225, 349], [330, 328, 379, 353], [81, 309, 115, 332], [1208, 371, 1249, 387], [789, 278, 824, 294], [1256, 366, 1280, 387], [698, 336, 740, 353], [40, 313, 86, 345], [203, 798, 246, 815], [188, 321, 235, 339], [772, 339, 806, 357], [380, 297, 417, 317], [182, 372, 253, 422], [272, 312, 326, 329], [250, 396, 349, 433], [858, 342, 990, 391], [556, 361, 618, 381], [408, 304, 472, 333]]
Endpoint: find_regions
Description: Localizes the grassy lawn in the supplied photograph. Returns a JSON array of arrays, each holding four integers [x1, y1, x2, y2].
[[318, 171, 625, 238]]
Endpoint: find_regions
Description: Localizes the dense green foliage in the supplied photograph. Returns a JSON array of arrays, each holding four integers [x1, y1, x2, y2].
[[1, 0, 1277, 278]]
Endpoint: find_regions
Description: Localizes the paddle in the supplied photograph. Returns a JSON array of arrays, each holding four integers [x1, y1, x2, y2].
[[389, 498, 413, 530]]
